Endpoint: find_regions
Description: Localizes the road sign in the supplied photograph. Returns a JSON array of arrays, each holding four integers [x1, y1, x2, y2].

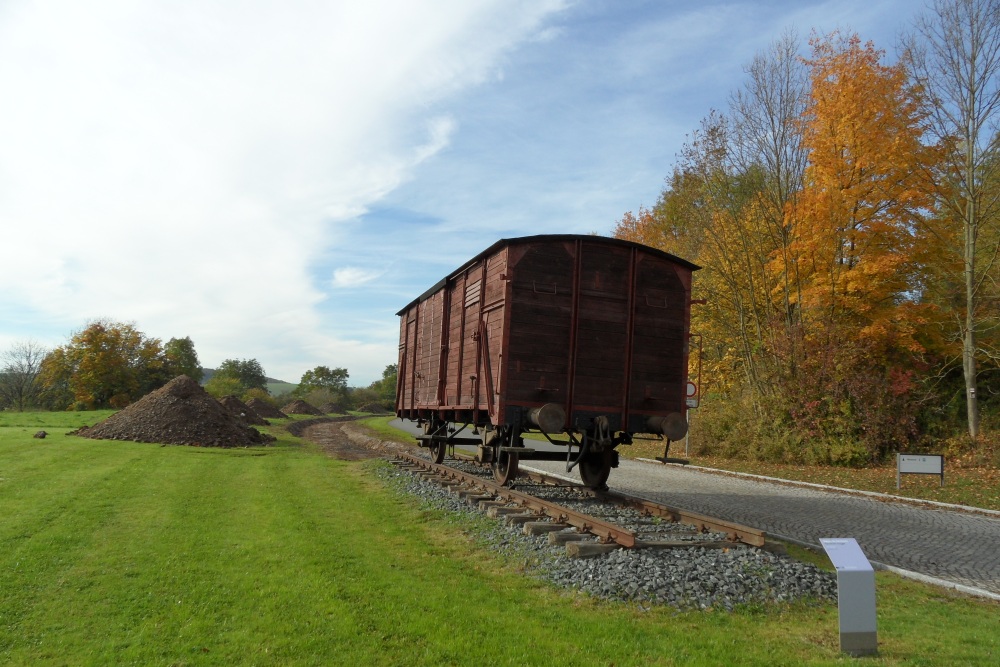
[[685, 381, 699, 408]]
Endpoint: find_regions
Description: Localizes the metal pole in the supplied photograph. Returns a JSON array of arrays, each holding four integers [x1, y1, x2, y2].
[[684, 411, 690, 457]]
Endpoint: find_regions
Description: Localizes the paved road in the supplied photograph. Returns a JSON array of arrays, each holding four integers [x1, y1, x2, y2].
[[522, 457, 1000, 598]]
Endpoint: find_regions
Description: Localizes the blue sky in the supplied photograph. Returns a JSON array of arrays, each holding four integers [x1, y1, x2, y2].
[[0, 0, 918, 386]]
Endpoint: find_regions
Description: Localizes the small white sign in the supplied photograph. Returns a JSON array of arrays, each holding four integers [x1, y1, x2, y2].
[[897, 454, 943, 475], [897, 453, 944, 489], [820, 538, 878, 657]]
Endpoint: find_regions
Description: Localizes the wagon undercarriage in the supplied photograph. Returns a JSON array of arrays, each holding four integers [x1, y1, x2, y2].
[[414, 416, 634, 489]]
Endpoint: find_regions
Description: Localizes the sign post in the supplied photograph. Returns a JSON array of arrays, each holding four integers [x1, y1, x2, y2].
[[820, 538, 878, 657], [684, 381, 698, 456], [896, 454, 944, 490]]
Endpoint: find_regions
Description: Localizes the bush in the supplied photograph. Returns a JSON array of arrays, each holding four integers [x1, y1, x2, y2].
[[692, 388, 883, 467], [243, 387, 277, 406], [691, 391, 797, 462]]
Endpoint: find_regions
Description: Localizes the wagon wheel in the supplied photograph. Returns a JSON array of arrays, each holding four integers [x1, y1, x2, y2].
[[486, 425, 519, 485], [429, 439, 447, 464], [578, 448, 614, 490], [423, 419, 447, 464]]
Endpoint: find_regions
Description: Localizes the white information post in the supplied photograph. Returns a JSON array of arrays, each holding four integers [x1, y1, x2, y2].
[[896, 454, 944, 490], [820, 538, 878, 657]]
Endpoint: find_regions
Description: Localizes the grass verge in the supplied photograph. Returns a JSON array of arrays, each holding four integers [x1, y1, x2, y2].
[[0, 412, 995, 665], [620, 437, 1000, 511]]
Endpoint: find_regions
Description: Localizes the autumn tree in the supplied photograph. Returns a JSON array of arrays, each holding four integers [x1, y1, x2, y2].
[[729, 31, 809, 378], [0, 339, 47, 411], [786, 32, 936, 458], [909, 0, 1000, 440], [38, 320, 168, 409], [614, 33, 944, 461], [614, 35, 808, 403], [793, 33, 932, 335]]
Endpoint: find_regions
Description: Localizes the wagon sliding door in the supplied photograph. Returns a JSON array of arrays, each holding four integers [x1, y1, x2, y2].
[[572, 241, 632, 423], [416, 290, 446, 409], [505, 242, 574, 419], [397, 314, 417, 414], [454, 252, 508, 425], [628, 254, 690, 424]]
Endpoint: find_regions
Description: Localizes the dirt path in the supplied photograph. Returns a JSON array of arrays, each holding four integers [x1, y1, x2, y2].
[[302, 420, 383, 460]]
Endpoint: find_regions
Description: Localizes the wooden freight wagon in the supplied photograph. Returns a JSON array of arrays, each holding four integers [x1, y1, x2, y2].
[[396, 234, 698, 488]]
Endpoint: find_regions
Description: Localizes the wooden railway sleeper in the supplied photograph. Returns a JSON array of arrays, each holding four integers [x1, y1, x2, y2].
[[391, 453, 766, 550]]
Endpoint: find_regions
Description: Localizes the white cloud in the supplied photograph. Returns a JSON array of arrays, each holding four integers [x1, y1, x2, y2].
[[331, 267, 383, 289], [0, 0, 566, 384]]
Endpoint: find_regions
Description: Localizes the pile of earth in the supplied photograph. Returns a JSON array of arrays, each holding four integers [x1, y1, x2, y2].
[[247, 398, 287, 419], [218, 395, 268, 425], [281, 399, 323, 416], [73, 375, 275, 447]]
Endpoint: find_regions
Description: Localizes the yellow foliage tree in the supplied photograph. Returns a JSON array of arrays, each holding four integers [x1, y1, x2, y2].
[[790, 32, 935, 351], [39, 319, 168, 410]]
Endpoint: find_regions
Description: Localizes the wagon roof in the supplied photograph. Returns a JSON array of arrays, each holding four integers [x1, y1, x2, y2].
[[396, 234, 700, 316]]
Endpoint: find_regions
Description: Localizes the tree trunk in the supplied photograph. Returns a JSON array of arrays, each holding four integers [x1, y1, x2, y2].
[[964, 191, 980, 441]]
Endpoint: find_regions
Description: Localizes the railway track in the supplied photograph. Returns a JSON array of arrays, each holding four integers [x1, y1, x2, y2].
[[328, 420, 837, 609], [391, 449, 765, 556]]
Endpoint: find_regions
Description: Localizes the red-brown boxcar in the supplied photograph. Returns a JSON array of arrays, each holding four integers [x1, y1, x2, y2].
[[396, 234, 698, 488]]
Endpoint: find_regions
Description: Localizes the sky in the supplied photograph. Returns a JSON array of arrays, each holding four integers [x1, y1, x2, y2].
[[0, 0, 921, 386]]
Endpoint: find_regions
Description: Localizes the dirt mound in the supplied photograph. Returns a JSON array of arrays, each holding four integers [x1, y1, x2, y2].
[[218, 395, 269, 425], [281, 399, 323, 416], [247, 398, 287, 419], [74, 375, 274, 447]]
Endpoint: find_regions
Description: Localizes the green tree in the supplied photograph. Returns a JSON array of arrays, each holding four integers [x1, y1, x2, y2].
[[215, 358, 268, 393], [296, 366, 349, 398], [367, 364, 398, 407], [164, 337, 203, 382]]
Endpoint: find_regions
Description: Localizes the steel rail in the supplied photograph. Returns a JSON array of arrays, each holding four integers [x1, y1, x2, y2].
[[512, 466, 765, 547], [454, 462, 765, 547], [594, 489, 765, 547], [393, 450, 637, 547]]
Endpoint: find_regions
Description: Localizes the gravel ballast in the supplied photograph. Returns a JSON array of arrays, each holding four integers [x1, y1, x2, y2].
[[372, 460, 838, 611]]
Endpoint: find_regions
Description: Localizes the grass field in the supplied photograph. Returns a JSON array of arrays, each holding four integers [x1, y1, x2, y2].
[[1, 411, 997, 665]]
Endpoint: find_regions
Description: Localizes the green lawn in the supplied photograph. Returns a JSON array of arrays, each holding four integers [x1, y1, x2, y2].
[[0, 412, 996, 665]]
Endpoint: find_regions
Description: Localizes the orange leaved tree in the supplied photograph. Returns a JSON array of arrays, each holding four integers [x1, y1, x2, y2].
[[786, 32, 937, 457]]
